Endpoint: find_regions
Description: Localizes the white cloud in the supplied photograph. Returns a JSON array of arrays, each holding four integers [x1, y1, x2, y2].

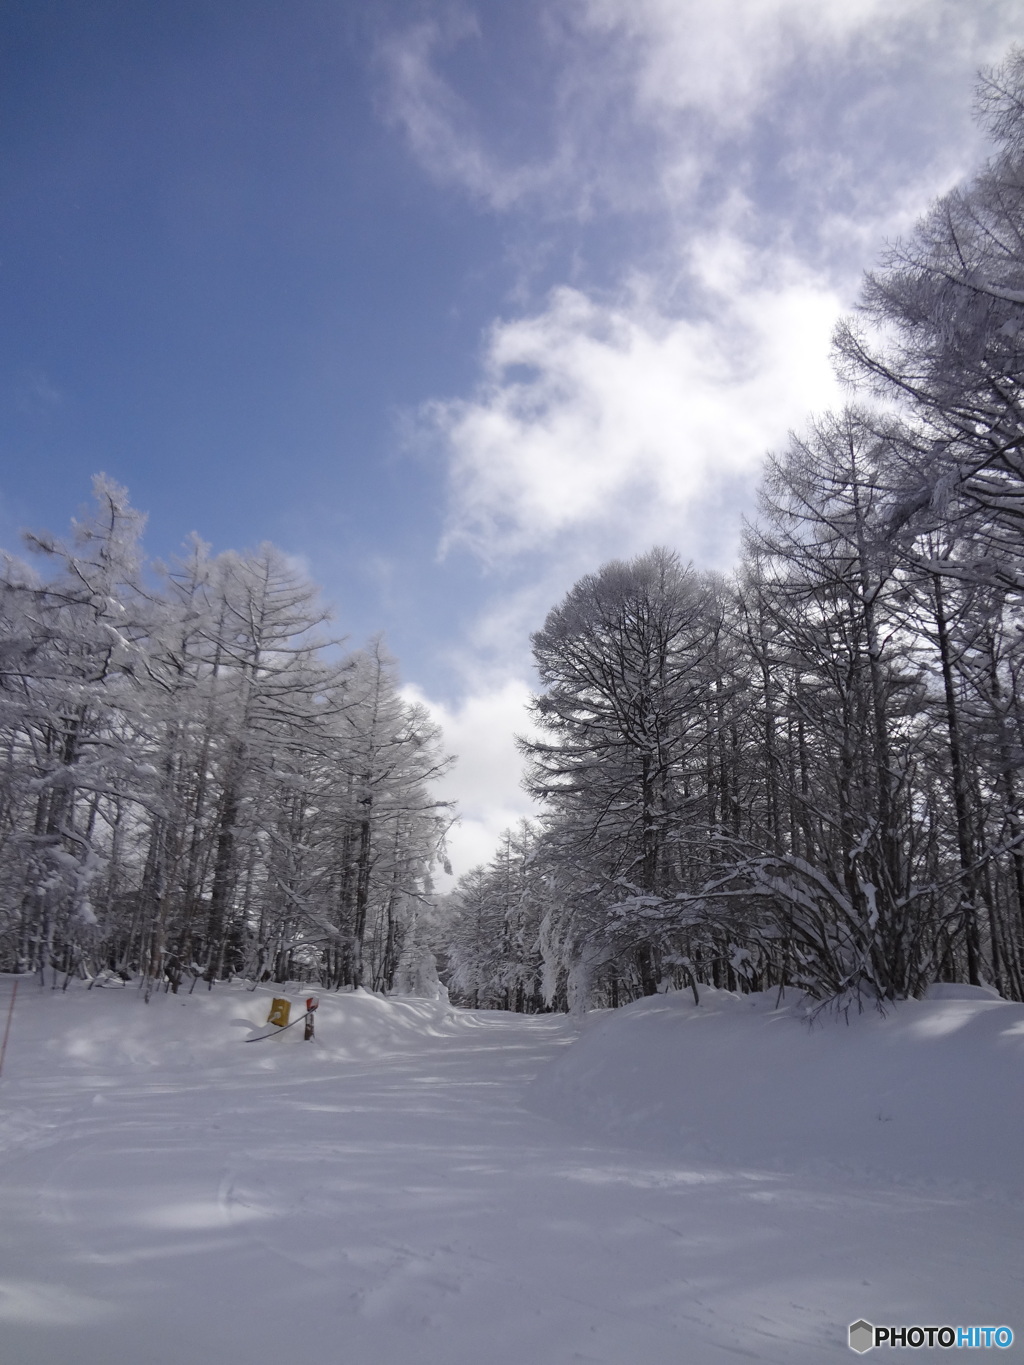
[[433, 238, 843, 568], [403, 678, 538, 886], [576, 0, 956, 126], [583, 0, 1018, 251]]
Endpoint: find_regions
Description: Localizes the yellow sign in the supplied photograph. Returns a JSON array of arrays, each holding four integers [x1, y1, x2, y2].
[[267, 998, 290, 1028]]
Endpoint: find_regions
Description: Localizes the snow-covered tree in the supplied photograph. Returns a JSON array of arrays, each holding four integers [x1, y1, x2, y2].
[[0, 485, 454, 996]]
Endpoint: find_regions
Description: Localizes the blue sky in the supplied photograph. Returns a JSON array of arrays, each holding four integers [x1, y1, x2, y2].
[[1, 0, 1020, 879]]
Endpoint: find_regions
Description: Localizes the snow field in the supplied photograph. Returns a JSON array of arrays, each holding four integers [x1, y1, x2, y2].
[[0, 976, 1021, 1363]]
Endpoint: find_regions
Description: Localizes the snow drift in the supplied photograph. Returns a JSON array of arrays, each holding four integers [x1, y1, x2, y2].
[[527, 984, 1024, 1198]]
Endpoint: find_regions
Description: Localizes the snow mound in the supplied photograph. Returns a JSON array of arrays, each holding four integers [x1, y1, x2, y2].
[[2, 977, 461, 1090], [526, 987, 1024, 1197], [923, 981, 1003, 1001]]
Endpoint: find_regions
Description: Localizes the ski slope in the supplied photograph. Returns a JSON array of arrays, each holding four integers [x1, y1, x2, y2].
[[0, 978, 1020, 1363]]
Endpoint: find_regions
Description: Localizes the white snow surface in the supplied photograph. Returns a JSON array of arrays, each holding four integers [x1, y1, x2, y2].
[[527, 983, 1024, 1196], [0, 976, 1021, 1363]]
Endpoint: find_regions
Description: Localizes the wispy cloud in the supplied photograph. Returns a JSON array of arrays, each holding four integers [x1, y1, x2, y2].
[[577, 0, 964, 126], [376, 0, 1017, 232], [375, 10, 562, 212]]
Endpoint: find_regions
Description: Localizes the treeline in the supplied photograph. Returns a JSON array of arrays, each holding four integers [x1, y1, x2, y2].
[[447, 51, 1024, 1011], [0, 483, 453, 993]]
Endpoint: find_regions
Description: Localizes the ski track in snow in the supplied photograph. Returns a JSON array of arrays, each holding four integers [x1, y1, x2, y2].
[[0, 985, 1020, 1364]]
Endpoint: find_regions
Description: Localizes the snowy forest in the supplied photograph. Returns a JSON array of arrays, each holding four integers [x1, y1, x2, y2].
[[447, 53, 1024, 1013], [0, 494, 454, 993], [6, 53, 1024, 1018]]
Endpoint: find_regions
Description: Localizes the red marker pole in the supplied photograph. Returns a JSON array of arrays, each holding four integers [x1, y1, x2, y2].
[[304, 993, 319, 1041], [0, 978, 19, 1079]]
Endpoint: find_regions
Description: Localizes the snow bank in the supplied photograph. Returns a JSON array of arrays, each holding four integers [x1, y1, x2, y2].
[[0, 976, 458, 1092], [526, 985, 1024, 1198]]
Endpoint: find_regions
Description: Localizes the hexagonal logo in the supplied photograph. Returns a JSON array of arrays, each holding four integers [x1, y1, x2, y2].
[[849, 1320, 874, 1353]]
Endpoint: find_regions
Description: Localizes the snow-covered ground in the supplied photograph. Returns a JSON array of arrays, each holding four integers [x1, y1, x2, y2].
[[0, 977, 1020, 1363]]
